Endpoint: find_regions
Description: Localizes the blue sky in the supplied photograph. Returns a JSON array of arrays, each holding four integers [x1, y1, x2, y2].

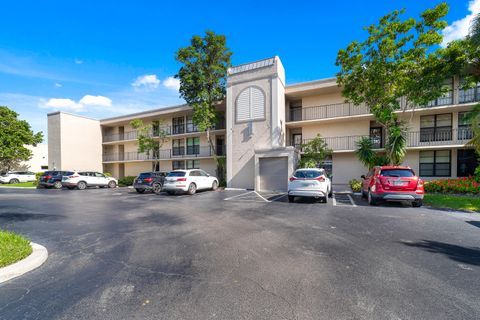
[[0, 0, 476, 137]]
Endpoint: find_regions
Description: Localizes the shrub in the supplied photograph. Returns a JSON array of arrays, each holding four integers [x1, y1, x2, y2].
[[118, 176, 136, 187], [34, 172, 44, 186], [424, 177, 480, 194], [349, 179, 362, 192]]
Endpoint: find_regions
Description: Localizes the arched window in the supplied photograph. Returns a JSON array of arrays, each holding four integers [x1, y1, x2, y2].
[[236, 86, 265, 122]]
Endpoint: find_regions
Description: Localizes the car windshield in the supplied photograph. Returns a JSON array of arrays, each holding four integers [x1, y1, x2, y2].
[[380, 169, 414, 177], [294, 170, 323, 179], [138, 173, 152, 178], [167, 172, 186, 177]]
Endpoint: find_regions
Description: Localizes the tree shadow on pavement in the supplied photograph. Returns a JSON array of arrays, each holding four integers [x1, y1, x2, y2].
[[0, 212, 65, 222], [401, 240, 480, 266]]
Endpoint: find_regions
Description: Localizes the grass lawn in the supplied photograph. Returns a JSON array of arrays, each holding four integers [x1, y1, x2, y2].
[[424, 194, 480, 212], [0, 181, 36, 188], [0, 230, 32, 268]]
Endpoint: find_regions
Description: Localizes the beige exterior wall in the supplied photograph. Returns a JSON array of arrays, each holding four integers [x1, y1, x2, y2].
[[16, 144, 48, 172], [48, 112, 102, 171]]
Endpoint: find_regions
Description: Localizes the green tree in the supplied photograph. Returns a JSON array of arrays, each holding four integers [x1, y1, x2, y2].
[[355, 137, 390, 169], [175, 31, 232, 179], [298, 134, 332, 168], [130, 119, 168, 171], [0, 106, 43, 172], [336, 3, 457, 165]]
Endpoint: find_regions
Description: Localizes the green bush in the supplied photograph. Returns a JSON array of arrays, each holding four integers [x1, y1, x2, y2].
[[349, 179, 362, 192], [34, 172, 44, 186], [118, 176, 136, 187], [424, 177, 480, 194]]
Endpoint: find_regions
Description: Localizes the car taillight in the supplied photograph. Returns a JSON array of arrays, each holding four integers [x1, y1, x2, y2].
[[416, 179, 425, 193], [177, 177, 187, 182], [315, 176, 325, 182], [289, 177, 297, 182], [68, 175, 79, 179], [144, 177, 153, 183], [45, 175, 52, 180]]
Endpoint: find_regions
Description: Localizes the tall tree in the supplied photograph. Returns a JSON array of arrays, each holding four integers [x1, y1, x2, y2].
[[175, 31, 232, 178], [0, 106, 43, 172], [336, 3, 457, 165], [298, 134, 332, 169], [130, 119, 168, 171]]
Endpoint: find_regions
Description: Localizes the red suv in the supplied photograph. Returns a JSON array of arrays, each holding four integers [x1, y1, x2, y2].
[[361, 166, 424, 207]]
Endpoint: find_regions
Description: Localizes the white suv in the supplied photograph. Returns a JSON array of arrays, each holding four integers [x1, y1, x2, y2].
[[163, 169, 218, 195], [288, 168, 332, 203], [0, 171, 36, 184], [62, 171, 117, 190]]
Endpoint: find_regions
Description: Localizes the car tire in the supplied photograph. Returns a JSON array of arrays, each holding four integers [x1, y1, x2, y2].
[[187, 183, 196, 195], [108, 181, 117, 189], [328, 187, 333, 198], [367, 190, 377, 206], [152, 183, 162, 194], [323, 196, 328, 203], [288, 195, 295, 203], [211, 181, 218, 191], [136, 188, 145, 194], [53, 181, 63, 189], [412, 199, 423, 207], [77, 181, 87, 190], [9, 179, 19, 184]]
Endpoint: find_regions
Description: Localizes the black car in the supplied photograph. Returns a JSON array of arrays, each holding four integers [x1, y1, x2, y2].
[[38, 171, 74, 189], [133, 172, 167, 194]]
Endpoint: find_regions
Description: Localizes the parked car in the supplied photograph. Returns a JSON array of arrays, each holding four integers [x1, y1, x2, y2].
[[0, 171, 36, 184], [62, 171, 118, 190], [39, 171, 74, 189], [288, 168, 332, 203], [361, 166, 424, 207], [163, 169, 218, 195], [133, 172, 167, 194]]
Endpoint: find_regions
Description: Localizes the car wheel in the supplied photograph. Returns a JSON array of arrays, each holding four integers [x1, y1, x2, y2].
[[136, 188, 145, 194], [412, 199, 423, 207], [367, 190, 377, 206], [9, 179, 19, 184], [323, 195, 328, 203], [211, 180, 218, 191], [77, 181, 87, 190], [108, 181, 117, 188], [152, 183, 162, 194], [53, 181, 63, 189], [288, 195, 295, 203], [328, 187, 333, 198], [187, 183, 196, 195]]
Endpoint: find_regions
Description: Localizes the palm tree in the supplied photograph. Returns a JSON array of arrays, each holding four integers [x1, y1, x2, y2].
[[466, 14, 480, 154], [385, 124, 407, 166], [470, 13, 480, 46], [355, 137, 377, 169]]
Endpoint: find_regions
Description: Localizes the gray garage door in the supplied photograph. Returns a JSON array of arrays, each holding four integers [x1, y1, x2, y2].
[[259, 157, 288, 191]]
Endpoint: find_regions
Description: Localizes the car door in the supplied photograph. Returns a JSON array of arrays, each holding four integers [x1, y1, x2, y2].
[[189, 170, 200, 188], [26, 171, 36, 181], [94, 172, 108, 186], [362, 169, 373, 192], [198, 170, 211, 189]]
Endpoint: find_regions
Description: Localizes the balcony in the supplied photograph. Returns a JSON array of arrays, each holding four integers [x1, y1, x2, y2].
[[287, 88, 480, 123], [293, 128, 473, 152], [103, 146, 226, 162]]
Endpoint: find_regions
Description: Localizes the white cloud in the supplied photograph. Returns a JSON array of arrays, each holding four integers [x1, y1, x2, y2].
[[54, 83, 62, 88], [442, 0, 480, 47], [74, 58, 84, 64], [42, 98, 84, 112], [79, 95, 112, 107], [131, 74, 160, 90], [163, 76, 180, 91]]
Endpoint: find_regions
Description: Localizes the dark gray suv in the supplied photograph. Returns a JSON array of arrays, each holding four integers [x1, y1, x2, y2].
[[133, 172, 167, 194]]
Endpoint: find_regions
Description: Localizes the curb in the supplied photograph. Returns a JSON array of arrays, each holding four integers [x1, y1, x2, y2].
[[0, 242, 48, 284], [0, 186, 36, 189]]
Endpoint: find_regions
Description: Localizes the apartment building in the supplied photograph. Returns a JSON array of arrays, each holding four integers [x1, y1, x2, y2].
[[48, 56, 479, 191]]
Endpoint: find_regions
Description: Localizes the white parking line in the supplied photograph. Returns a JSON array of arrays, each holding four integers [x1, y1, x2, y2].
[[332, 194, 337, 206], [347, 194, 357, 207], [254, 191, 271, 202], [269, 193, 287, 202], [224, 191, 255, 201]]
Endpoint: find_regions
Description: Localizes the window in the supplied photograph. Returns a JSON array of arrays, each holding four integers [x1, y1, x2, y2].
[[186, 137, 200, 155], [236, 86, 265, 122], [168, 171, 186, 177], [186, 160, 200, 169], [41, 166, 49, 170], [95, 172, 105, 177], [172, 139, 185, 156], [379, 169, 415, 177], [189, 170, 200, 176], [458, 112, 473, 140], [292, 134, 303, 149], [215, 112, 226, 130], [369, 127, 383, 148], [419, 150, 451, 177], [172, 117, 185, 135], [420, 114, 452, 142], [172, 161, 185, 170], [459, 77, 480, 103], [186, 115, 198, 133], [457, 149, 478, 177], [289, 104, 302, 122], [152, 121, 160, 136], [426, 79, 453, 106]]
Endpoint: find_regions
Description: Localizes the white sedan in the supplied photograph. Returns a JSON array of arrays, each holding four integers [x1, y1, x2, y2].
[[163, 169, 218, 195], [287, 168, 332, 203]]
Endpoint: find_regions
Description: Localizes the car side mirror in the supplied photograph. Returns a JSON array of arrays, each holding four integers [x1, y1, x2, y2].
[[361, 175, 366, 179]]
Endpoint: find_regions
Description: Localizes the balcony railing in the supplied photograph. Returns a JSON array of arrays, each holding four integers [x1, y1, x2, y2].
[[103, 146, 226, 162], [287, 88, 480, 122], [293, 128, 473, 152]]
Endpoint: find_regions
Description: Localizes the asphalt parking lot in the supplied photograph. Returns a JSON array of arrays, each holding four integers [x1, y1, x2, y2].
[[1, 187, 480, 320]]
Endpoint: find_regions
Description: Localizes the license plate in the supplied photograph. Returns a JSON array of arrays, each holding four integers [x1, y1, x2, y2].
[[393, 181, 406, 186], [302, 182, 312, 187]]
